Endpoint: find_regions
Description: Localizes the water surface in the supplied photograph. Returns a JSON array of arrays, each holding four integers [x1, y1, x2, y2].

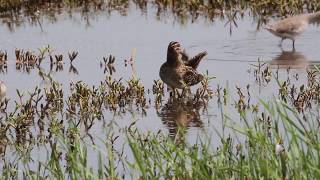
[[0, 6, 320, 175]]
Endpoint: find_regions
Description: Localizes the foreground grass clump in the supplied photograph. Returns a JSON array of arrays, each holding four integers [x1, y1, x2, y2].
[[1, 97, 319, 179], [126, 99, 320, 179]]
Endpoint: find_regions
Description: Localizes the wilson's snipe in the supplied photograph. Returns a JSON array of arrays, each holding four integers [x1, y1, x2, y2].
[[159, 41, 207, 89], [265, 12, 320, 49]]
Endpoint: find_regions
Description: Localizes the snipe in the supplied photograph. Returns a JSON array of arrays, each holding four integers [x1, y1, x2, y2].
[[265, 12, 320, 49], [159, 41, 207, 90]]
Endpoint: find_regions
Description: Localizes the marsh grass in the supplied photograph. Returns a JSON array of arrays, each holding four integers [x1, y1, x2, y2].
[[125, 98, 320, 179], [1, 96, 319, 179]]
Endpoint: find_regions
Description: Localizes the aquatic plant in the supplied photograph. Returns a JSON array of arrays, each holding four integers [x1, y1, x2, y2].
[[100, 54, 116, 75]]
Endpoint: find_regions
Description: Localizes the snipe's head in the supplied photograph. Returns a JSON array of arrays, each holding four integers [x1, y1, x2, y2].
[[166, 41, 183, 65]]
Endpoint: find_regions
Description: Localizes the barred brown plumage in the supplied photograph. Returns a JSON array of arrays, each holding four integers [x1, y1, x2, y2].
[[183, 68, 204, 86], [159, 41, 206, 89]]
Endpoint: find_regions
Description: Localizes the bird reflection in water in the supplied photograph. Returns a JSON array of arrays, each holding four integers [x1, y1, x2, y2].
[[157, 97, 205, 145], [269, 49, 309, 69]]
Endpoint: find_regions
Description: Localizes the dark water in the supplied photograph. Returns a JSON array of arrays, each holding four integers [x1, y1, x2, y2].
[[0, 7, 320, 174]]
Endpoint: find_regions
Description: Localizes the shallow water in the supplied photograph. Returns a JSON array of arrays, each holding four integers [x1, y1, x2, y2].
[[0, 6, 320, 176]]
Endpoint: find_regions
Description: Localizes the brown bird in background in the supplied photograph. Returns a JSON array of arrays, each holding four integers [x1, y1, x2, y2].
[[159, 41, 207, 90], [265, 12, 320, 49]]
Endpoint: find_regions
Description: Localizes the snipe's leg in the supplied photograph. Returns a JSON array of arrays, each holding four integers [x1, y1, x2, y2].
[[292, 40, 296, 50]]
